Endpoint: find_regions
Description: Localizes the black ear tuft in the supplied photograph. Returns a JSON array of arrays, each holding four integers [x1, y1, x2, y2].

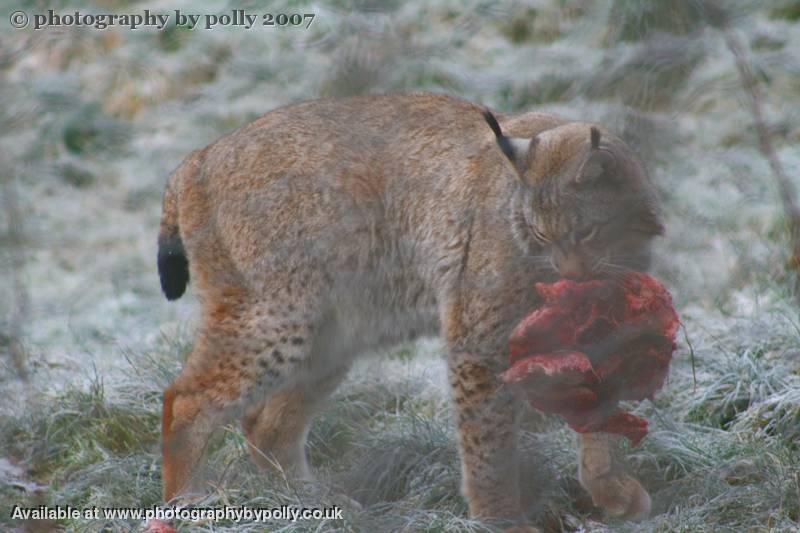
[[483, 109, 515, 162], [590, 127, 601, 149], [483, 109, 503, 138]]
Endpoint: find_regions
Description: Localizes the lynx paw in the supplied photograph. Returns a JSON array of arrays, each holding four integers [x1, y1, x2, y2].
[[579, 470, 651, 521]]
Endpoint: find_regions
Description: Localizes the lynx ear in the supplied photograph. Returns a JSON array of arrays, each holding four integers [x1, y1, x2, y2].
[[576, 128, 616, 185], [576, 149, 616, 184], [483, 109, 535, 178]]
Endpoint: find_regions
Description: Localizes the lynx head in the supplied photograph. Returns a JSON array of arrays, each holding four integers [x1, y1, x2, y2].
[[484, 110, 664, 280]]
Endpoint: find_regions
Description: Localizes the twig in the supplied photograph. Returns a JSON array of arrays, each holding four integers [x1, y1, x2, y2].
[[1, 30, 36, 381], [721, 28, 800, 302], [680, 321, 697, 392], [1, 163, 30, 382]]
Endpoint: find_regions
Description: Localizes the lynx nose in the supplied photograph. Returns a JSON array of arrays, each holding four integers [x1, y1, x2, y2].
[[553, 254, 587, 280]]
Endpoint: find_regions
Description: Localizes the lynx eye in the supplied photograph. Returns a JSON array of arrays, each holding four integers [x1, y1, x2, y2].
[[572, 226, 598, 244]]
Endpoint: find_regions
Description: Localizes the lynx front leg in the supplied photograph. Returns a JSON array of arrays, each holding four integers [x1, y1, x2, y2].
[[577, 432, 651, 521], [448, 352, 537, 531]]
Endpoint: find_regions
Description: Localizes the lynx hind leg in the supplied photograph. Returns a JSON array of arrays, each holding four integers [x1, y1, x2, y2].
[[577, 433, 651, 521], [241, 364, 349, 482], [162, 376, 228, 502], [161, 290, 319, 501]]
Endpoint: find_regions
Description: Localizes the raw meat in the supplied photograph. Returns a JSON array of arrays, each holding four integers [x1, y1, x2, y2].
[[500, 272, 679, 445]]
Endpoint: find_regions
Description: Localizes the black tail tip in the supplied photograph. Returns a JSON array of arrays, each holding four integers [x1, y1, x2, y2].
[[157, 234, 189, 301]]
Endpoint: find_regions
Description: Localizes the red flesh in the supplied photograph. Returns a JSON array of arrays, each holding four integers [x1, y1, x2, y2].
[[501, 272, 678, 446]]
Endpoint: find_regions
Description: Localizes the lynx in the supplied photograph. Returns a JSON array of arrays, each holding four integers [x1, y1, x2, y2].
[[157, 92, 663, 530]]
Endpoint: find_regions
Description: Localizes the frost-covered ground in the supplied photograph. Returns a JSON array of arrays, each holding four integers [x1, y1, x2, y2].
[[1, 0, 800, 531]]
